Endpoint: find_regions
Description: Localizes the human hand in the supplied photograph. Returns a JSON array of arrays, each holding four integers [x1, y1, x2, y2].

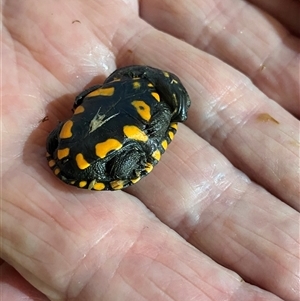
[[1, 1, 299, 300]]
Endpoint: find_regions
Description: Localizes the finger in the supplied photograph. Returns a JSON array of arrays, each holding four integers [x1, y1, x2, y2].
[[1, 192, 284, 301], [115, 24, 299, 300], [0, 262, 49, 301], [139, 0, 300, 116], [127, 125, 299, 301], [247, 0, 300, 36], [2, 0, 121, 91], [117, 24, 300, 210]]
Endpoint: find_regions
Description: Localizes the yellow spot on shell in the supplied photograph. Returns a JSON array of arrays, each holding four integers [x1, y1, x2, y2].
[[163, 71, 170, 77], [79, 181, 87, 188], [152, 150, 161, 161], [131, 100, 151, 121], [95, 139, 122, 159], [92, 182, 106, 190], [87, 86, 115, 97], [48, 160, 56, 168], [148, 83, 154, 87], [133, 81, 141, 89], [54, 168, 60, 175], [60, 120, 73, 139], [74, 105, 85, 114], [70, 180, 76, 185], [75, 153, 90, 170], [257, 113, 279, 124], [151, 92, 160, 102], [123, 125, 148, 142], [111, 180, 124, 190], [168, 131, 174, 140], [57, 148, 70, 160], [161, 140, 168, 150]]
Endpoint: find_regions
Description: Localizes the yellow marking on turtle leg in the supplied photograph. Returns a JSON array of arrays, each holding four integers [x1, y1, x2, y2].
[[151, 92, 160, 102], [168, 131, 174, 140], [131, 177, 141, 184], [144, 163, 153, 173], [110, 180, 124, 190], [170, 122, 178, 130], [152, 150, 161, 161], [161, 140, 168, 150]]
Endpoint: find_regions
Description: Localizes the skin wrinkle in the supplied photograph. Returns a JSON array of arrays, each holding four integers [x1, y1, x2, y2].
[[66, 254, 100, 300], [6, 26, 64, 88], [25, 185, 91, 237], [176, 169, 237, 242], [114, 18, 151, 60], [146, 260, 210, 301], [153, 276, 210, 301], [271, 225, 299, 260], [165, 163, 192, 205], [117, 273, 155, 301], [213, 104, 300, 203], [222, 216, 293, 275], [207, 3, 277, 65], [215, 232, 249, 265], [104, 213, 165, 298], [142, 274, 176, 301], [10, 264, 63, 301], [203, 85, 257, 143], [6, 8, 110, 92], [1, 238, 46, 266], [68, 222, 132, 299], [2, 206, 73, 268], [249, 42, 292, 95], [117, 226, 219, 300], [4, 183, 102, 290], [253, 120, 300, 158], [2, 239, 71, 298], [148, 246, 237, 301], [196, 1, 248, 53], [113, 228, 163, 300], [238, 10, 279, 60], [171, 142, 219, 204], [251, 34, 290, 80], [244, 131, 287, 183]]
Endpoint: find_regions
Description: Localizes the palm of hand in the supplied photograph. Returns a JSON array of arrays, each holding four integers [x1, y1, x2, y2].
[[1, 1, 299, 301]]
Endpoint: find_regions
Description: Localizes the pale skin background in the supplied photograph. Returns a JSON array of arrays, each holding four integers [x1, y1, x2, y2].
[[1, 0, 299, 300]]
